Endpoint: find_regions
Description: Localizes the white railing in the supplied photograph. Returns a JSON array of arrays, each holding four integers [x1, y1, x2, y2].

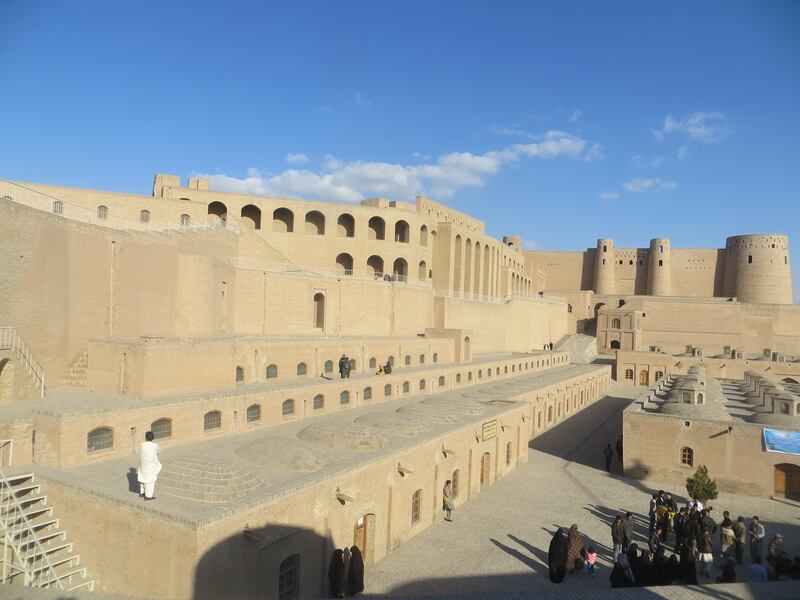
[[0, 179, 239, 235], [437, 289, 569, 305], [0, 328, 44, 398], [227, 257, 432, 287], [0, 440, 12, 468], [0, 468, 64, 590]]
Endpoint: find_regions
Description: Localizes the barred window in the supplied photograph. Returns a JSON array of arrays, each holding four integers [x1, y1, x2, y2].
[[384, 384, 392, 397], [369, 357, 376, 369], [411, 489, 422, 524], [151, 418, 172, 440], [97, 205, 108, 220], [278, 554, 300, 600], [405, 355, 411, 366], [433, 353, 438, 363], [624, 369, 634, 380], [506, 441, 513, 466], [140, 209, 150, 223], [236, 366, 244, 383], [452, 470, 461, 497], [313, 394, 324, 410], [363, 387, 372, 401], [402, 381, 410, 394], [204, 411, 221, 431], [246, 404, 261, 423], [282, 399, 295, 417], [419, 379, 426, 390], [87, 427, 113, 452], [438, 376, 445, 386], [340, 391, 350, 405], [680, 447, 694, 467], [324, 360, 333, 373], [266, 364, 278, 379], [296, 363, 307, 376]]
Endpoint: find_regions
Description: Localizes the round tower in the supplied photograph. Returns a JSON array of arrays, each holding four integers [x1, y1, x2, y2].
[[647, 238, 672, 296], [593, 238, 616, 294], [723, 234, 792, 304]]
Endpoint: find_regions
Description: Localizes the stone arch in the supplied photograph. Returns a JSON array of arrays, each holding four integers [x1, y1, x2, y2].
[[453, 235, 463, 292], [313, 293, 325, 329], [305, 210, 325, 235], [367, 255, 384, 277], [394, 220, 409, 243], [368, 216, 385, 240], [273, 207, 294, 232], [336, 253, 354, 276], [418, 260, 427, 281], [464, 336, 471, 360], [337, 213, 355, 238], [208, 201, 227, 222], [393, 258, 408, 280], [594, 302, 605, 319], [419, 225, 428, 246], [240, 204, 261, 229]]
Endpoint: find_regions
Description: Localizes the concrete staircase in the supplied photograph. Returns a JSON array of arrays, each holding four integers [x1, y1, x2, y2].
[[62, 352, 88, 387], [0, 471, 94, 592]]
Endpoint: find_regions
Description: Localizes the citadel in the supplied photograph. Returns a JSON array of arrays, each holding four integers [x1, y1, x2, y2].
[[0, 174, 797, 598]]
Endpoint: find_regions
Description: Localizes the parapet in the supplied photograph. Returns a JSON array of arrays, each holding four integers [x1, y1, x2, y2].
[[152, 173, 181, 198]]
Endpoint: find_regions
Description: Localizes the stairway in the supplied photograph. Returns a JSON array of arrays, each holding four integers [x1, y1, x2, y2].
[[62, 352, 88, 387], [0, 471, 94, 592]]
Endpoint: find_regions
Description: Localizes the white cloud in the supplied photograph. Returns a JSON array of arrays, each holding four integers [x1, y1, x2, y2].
[[622, 177, 678, 192], [285, 153, 310, 164], [655, 111, 729, 143], [412, 152, 432, 160], [354, 91, 371, 106], [568, 109, 583, 123], [196, 130, 603, 203], [633, 154, 666, 168], [522, 240, 540, 251], [598, 191, 619, 200], [677, 145, 689, 159]]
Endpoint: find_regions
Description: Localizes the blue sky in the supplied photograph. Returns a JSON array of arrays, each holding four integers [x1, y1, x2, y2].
[[1, 1, 798, 300]]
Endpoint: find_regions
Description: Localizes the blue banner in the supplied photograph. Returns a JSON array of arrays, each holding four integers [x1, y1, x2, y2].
[[763, 429, 800, 456]]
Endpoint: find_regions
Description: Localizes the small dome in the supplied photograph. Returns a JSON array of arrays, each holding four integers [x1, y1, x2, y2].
[[297, 422, 390, 452], [235, 437, 335, 472], [397, 403, 459, 424], [158, 455, 262, 503], [422, 396, 487, 415], [355, 412, 431, 437], [747, 413, 800, 428]]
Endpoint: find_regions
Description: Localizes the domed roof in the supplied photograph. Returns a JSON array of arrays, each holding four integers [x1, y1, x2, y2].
[[397, 403, 459, 424], [297, 422, 390, 452], [422, 395, 487, 415], [660, 401, 731, 420], [158, 455, 262, 503], [354, 412, 431, 437], [235, 437, 335, 472], [747, 413, 800, 428]]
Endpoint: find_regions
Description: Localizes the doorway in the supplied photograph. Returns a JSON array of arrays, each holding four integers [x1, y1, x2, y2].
[[639, 370, 648, 386], [353, 513, 375, 564], [480, 452, 491, 487], [774, 464, 800, 501]]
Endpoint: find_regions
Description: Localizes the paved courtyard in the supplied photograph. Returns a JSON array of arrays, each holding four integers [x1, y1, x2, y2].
[[365, 383, 800, 595]]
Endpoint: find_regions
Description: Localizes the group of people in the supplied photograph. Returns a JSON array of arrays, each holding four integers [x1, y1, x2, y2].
[[602, 435, 624, 471], [607, 490, 799, 587], [375, 361, 392, 375], [547, 524, 597, 582], [338, 355, 353, 379], [328, 546, 364, 597]]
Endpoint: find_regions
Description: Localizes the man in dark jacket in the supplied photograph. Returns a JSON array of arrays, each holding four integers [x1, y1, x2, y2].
[[649, 527, 662, 555], [611, 515, 625, 562], [622, 512, 635, 553], [732, 516, 746, 564], [701, 509, 717, 537], [673, 507, 688, 555]]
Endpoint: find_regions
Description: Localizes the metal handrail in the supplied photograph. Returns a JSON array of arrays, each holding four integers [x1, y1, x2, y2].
[[0, 178, 239, 235], [0, 465, 65, 590], [0, 328, 44, 398]]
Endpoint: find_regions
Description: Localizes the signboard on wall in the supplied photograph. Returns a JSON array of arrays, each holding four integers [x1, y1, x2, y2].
[[763, 429, 800, 456], [482, 420, 497, 441]]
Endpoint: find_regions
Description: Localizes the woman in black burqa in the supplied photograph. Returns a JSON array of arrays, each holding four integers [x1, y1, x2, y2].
[[547, 528, 568, 583], [347, 545, 365, 595], [328, 549, 345, 598]]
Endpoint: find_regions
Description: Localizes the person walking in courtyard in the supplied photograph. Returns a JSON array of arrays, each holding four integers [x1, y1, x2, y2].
[[343, 356, 352, 378], [749, 516, 765, 562], [442, 480, 455, 522], [732, 516, 746, 564], [611, 515, 625, 562], [328, 549, 345, 598], [622, 512, 634, 553], [338, 355, 347, 379], [603, 444, 613, 471], [565, 524, 585, 573], [137, 430, 161, 501], [347, 545, 364, 595], [697, 527, 714, 579], [615, 435, 623, 464]]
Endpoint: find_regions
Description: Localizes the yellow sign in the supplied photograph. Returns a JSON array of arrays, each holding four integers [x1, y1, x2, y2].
[[482, 419, 497, 441]]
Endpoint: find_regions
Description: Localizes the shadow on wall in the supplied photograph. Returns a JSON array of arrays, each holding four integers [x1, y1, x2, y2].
[[194, 524, 333, 600]]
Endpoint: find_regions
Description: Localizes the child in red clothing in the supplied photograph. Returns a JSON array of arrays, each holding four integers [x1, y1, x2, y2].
[[586, 546, 597, 577]]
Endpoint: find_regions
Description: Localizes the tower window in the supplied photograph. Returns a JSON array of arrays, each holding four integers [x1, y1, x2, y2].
[[748, 255, 752, 264], [658, 260, 663, 267]]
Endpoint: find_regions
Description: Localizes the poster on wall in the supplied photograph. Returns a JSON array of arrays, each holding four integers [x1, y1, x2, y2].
[[763, 429, 800, 456]]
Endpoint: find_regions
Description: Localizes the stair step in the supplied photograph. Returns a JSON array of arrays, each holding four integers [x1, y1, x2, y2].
[[0, 473, 35, 486], [2, 482, 41, 496], [26, 529, 67, 545], [2, 504, 52, 524], [68, 579, 95, 592], [12, 517, 60, 539], [23, 540, 73, 560], [38, 564, 86, 587], [30, 552, 79, 574], [0, 494, 46, 512]]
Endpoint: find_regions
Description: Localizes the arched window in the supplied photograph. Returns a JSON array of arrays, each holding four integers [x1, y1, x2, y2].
[[140, 210, 150, 223], [369, 357, 377, 370], [363, 386, 372, 401], [367, 255, 384, 277], [405, 355, 411, 366], [204, 411, 222, 431], [511, 365, 515, 373], [208, 201, 227, 223], [680, 447, 694, 467], [246, 404, 261, 423], [624, 369, 634, 380], [547, 406, 553, 422], [273, 207, 294, 232], [611, 318, 621, 329], [266, 364, 278, 379], [324, 360, 333, 374], [387, 356, 395, 366], [697, 392, 704, 403], [296, 362, 307, 376], [340, 391, 350, 405], [151, 418, 172, 440], [240, 204, 261, 229], [305, 211, 325, 235], [432, 353, 438, 363], [313, 394, 325, 410], [452, 469, 461, 497], [97, 205, 108, 220], [438, 375, 445, 386], [368, 216, 385, 240], [478, 370, 483, 379], [411, 489, 422, 523], [537, 411, 542, 428], [349, 358, 356, 371], [654, 370, 664, 381], [384, 384, 392, 397], [52, 200, 63, 215], [393, 258, 408, 281], [467, 372, 473, 381], [394, 220, 410, 243], [419, 379, 426, 390], [464, 336, 471, 360], [506, 441, 513, 466], [418, 260, 427, 281], [336, 253, 354, 276], [748, 255, 752, 264], [337, 213, 355, 238], [567, 304, 572, 313], [402, 381, 410, 394], [236, 366, 245, 383], [456, 373, 461, 383], [278, 554, 300, 600], [282, 399, 295, 416], [504, 366, 508, 374], [420, 225, 428, 246], [419, 354, 425, 364], [313, 293, 325, 329], [180, 213, 190, 226], [87, 427, 113, 452]]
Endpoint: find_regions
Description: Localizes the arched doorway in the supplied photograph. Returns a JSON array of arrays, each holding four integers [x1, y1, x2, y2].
[[313, 293, 325, 330], [639, 370, 648, 385], [208, 201, 227, 223], [594, 302, 605, 319], [480, 452, 491, 487], [774, 464, 800, 501], [353, 513, 376, 565], [463, 336, 471, 361]]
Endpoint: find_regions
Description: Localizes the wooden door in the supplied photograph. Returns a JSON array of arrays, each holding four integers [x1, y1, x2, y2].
[[639, 370, 648, 386], [353, 517, 366, 561], [777, 464, 800, 502], [774, 466, 786, 497]]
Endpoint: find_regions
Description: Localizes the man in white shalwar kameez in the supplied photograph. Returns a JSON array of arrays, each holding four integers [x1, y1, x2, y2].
[[138, 431, 162, 500]]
